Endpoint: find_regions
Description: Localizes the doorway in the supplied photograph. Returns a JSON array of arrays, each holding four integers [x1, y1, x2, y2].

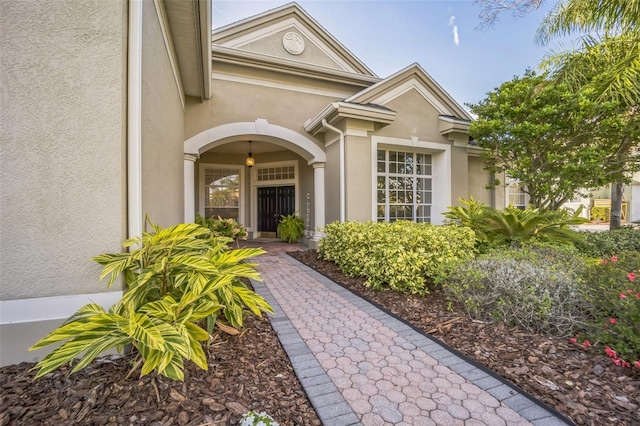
[[257, 186, 295, 238]]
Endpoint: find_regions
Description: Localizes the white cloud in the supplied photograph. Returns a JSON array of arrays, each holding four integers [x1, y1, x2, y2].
[[449, 15, 460, 46]]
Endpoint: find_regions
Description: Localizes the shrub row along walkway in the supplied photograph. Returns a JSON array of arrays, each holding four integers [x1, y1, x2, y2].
[[250, 248, 572, 426]]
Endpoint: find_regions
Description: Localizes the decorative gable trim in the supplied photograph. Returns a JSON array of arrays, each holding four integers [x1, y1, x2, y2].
[[212, 2, 375, 77], [347, 63, 472, 121]]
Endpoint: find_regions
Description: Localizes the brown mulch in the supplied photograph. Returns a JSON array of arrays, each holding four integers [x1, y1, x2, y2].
[[0, 313, 321, 426], [290, 250, 640, 426]]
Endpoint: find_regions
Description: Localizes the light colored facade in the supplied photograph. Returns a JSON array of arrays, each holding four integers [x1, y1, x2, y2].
[[184, 3, 496, 246], [1, 1, 494, 366], [0, 0, 211, 366]]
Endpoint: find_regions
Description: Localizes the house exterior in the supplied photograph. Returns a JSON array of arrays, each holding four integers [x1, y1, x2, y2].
[[0, 1, 499, 366]]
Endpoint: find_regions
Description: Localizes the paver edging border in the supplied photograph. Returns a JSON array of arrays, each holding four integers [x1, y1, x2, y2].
[[283, 252, 577, 426], [250, 276, 362, 426]]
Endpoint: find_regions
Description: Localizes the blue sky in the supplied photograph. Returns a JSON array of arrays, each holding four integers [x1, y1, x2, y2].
[[212, 0, 568, 109]]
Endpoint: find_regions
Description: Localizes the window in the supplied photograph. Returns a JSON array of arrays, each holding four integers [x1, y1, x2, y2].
[[203, 168, 240, 219], [506, 181, 528, 210], [257, 166, 295, 181], [377, 149, 432, 222]]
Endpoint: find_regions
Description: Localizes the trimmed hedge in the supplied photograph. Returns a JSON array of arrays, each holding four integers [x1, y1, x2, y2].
[[574, 226, 640, 258], [318, 221, 475, 295]]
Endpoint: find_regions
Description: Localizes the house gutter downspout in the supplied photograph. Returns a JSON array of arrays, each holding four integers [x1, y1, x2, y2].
[[128, 0, 143, 240], [321, 119, 345, 222]]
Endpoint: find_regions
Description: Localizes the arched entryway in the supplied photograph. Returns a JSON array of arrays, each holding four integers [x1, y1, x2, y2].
[[184, 119, 326, 242]]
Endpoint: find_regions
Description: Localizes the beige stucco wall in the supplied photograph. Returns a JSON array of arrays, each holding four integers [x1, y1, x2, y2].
[[450, 146, 469, 209], [324, 138, 341, 225], [141, 2, 185, 227], [0, 0, 127, 300], [234, 29, 342, 70], [468, 156, 494, 207], [377, 90, 451, 144], [185, 78, 334, 145], [345, 133, 373, 221]]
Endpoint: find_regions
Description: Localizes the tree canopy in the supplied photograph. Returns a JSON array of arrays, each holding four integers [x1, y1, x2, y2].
[[469, 70, 640, 210]]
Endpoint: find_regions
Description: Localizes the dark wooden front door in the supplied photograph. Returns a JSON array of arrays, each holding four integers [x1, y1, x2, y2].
[[257, 186, 295, 237]]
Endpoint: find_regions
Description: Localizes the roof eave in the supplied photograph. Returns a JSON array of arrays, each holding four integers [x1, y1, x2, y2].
[[305, 101, 397, 135]]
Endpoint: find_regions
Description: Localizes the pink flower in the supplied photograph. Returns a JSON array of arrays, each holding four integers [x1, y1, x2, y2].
[[635, 360, 640, 369], [583, 340, 592, 349], [623, 361, 631, 368], [620, 292, 628, 299], [569, 337, 577, 344], [611, 256, 618, 262], [613, 358, 622, 366], [609, 318, 617, 325], [628, 289, 634, 294], [605, 346, 617, 358], [636, 293, 640, 300], [628, 272, 636, 282]]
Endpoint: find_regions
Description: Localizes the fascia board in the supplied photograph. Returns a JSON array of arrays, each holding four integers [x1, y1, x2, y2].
[[212, 46, 379, 87]]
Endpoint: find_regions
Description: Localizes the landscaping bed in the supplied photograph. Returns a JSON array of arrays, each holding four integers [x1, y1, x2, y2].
[[0, 313, 320, 426], [290, 250, 640, 426]]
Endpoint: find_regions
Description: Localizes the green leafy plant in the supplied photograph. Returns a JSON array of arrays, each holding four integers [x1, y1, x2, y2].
[[574, 226, 640, 258], [581, 252, 640, 364], [319, 221, 475, 295], [437, 242, 589, 336], [445, 197, 588, 250], [196, 214, 248, 248], [29, 221, 273, 380], [277, 212, 304, 243]]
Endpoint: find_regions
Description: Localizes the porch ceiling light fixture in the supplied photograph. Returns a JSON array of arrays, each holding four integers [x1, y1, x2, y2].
[[245, 140, 255, 168]]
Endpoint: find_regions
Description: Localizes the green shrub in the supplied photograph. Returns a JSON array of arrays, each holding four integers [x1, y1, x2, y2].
[[29, 221, 272, 380], [277, 213, 304, 243], [196, 214, 248, 247], [582, 252, 640, 364], [319, 221, 475, 295], [438, 243, 589, 336], [444, 198, 588, 250], [574, 226, 640, 258]]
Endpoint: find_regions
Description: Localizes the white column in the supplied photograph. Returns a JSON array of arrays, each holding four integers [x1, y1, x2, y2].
[[184, 154, 198, 223], [312, 162, 326, 241]]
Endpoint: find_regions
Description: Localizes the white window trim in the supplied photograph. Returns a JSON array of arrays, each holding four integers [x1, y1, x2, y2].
[[504, 179, 530, 209], [198, 163, 245, 223], [371, 136, 451, 225], [250, 160, 300, 235]]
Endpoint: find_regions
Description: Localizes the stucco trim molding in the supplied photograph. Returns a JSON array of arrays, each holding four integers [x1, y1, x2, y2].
[[0, 291, 123, 325], [184, 120, 326, 164]]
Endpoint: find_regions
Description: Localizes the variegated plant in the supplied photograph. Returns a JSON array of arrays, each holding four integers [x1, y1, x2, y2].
[[29, 221, 272, 380]]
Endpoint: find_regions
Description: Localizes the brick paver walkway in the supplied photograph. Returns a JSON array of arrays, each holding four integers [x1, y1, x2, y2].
[[250, 249, 572, 426]]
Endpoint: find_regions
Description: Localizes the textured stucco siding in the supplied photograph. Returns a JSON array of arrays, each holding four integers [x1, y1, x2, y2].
[[468, 156, 494, 207], [184, 78, 330, 149], [0, 0, 127, 300], [141, 2, 185, 227]]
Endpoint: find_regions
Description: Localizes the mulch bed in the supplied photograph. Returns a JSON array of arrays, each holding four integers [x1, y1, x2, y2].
[[289, 250, 640, 426], [0, 313, 321, 426], [2, 248, 638, 425]]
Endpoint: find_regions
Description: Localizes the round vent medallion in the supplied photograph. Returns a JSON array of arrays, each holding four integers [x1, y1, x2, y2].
[[283, 32, 305, 55]]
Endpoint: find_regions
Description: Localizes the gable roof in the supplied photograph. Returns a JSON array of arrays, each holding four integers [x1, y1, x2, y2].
[[346, 63, 472, 121], [212, 2, 376, 77]]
